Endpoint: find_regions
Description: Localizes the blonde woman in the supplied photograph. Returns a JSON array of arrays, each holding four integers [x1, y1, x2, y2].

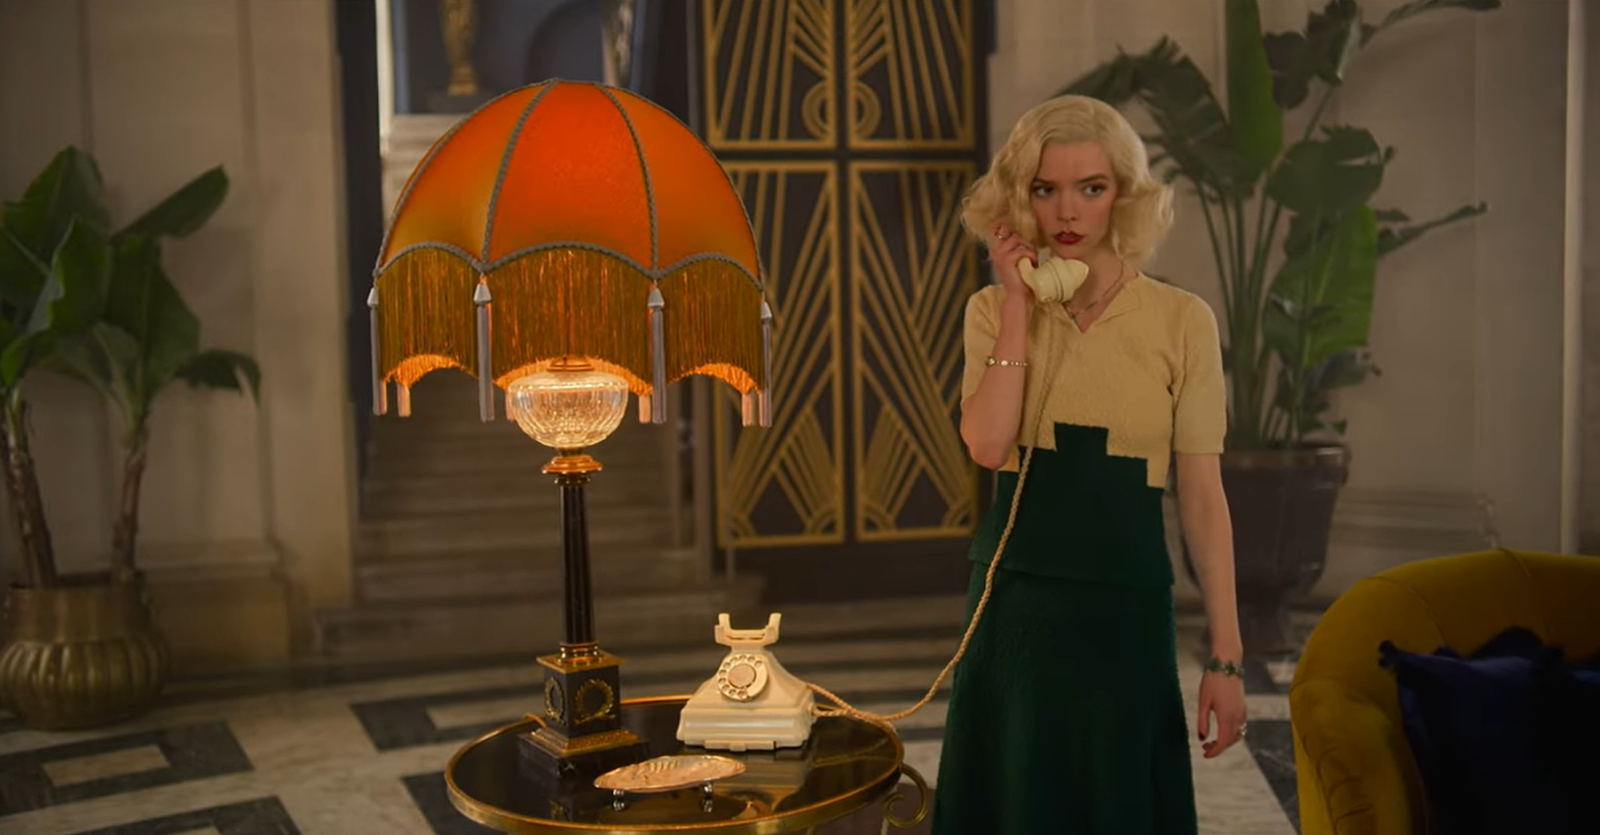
[[931, 94, 1247, 834]]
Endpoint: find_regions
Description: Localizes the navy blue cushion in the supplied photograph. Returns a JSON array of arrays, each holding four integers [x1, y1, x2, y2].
[[1378, 627, 1566, 835], [1543, 653, 1600, 833]]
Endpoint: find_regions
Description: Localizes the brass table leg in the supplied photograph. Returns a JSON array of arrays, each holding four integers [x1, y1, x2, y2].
[[880, 761, 929, 832]]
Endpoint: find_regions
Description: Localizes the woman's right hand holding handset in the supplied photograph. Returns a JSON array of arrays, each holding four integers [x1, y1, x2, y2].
[[987, 221, 1036, 306], [960, 220, 1035, 470]]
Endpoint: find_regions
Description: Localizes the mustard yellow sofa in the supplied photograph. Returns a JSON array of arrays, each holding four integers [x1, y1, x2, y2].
[[1289, 548, 1600, 835]]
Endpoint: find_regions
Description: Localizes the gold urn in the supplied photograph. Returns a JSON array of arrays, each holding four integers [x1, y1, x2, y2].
[[0, 578, 170, 730]]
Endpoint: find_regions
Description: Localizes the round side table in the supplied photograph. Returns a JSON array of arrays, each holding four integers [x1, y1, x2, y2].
[[445, 695, 929, 834]]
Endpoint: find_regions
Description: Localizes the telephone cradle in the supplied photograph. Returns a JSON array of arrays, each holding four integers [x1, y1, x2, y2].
[[676, 613, 816, 752]]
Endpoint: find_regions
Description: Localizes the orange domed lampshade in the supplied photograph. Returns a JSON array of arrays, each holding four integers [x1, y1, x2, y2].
[[368, 79, 772, 428]]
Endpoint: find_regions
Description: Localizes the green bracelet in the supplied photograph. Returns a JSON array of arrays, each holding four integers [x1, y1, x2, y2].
[[1206, 658, 1245, 678]]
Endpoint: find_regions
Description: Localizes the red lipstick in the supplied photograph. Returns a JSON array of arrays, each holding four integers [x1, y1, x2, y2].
[[1056, 232, 1083, 245]]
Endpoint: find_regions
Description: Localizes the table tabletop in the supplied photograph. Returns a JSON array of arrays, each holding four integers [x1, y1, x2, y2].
[[445, 695, 927, 834]]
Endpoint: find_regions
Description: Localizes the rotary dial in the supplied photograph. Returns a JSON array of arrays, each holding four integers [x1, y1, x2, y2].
[[715, 652, 769, 702]]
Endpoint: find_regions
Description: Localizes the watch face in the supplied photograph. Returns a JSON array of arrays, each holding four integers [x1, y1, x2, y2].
[[715, 652, 769, 702]]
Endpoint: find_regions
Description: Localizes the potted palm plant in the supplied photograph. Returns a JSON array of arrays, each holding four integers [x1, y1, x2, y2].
[[1060, 0, 1498, 652], [0, 147, 258, 729]]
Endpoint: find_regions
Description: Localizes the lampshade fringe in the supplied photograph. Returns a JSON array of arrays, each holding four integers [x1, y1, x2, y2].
[[372, 247, 765, 410]]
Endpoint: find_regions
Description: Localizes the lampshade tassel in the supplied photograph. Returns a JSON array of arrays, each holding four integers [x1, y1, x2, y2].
[[648, 286, 666, 425], [759, 300, 773, 428], [474, 281, 494, 422], [368, 287, 387, 416]]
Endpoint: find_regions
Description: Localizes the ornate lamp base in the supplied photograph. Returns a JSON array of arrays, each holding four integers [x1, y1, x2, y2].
[[519, 644, 649, 780]]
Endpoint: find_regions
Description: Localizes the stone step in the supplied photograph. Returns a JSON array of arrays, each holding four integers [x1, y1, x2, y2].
[[353, 545, 703, 604], [311, 576, 766, 664], [359, 469, 669, 519], [356, 505, 671, 560]]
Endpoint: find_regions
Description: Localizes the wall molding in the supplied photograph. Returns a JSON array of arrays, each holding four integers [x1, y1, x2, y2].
[[1165, 487, 1498, 606], [140, 538, 292, 676]]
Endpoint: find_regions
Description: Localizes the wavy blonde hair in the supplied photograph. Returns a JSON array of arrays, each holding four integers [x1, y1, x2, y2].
[[961, 95, 1174, 268]]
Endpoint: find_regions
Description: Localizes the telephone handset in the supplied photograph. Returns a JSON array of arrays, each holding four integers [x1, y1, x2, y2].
[[675, 251, 1071, 751], [1016, 252, 1090, 304]]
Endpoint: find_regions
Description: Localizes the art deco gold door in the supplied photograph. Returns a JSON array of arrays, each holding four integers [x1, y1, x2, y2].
[[699, 0, 992, 590]]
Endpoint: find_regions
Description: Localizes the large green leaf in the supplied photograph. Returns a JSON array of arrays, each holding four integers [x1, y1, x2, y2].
[[1377, 0, 1500, 32], [134, 263, 200, 404], [117, 168, 229, 242], [1264, 0, 1363, 108], [1128, 39, 1242, 193], [1056, 50, 1142, 107], [1269, 348, 1378, 439], [49, 322, 141, 411], [1224, 0, 1282, 187], [29, 219, 109, 335], [1061, 39, 1255, 196], [2, 220, 110, 389], [1263, 205, 1379, 371], [2, 147, 109, 263], [103, 237, 201, 405], [1265, 126, 1385, 216], [0, 332, 49, 389], [0, 228, 50, 317], [179, 349, 260, 400], [1377, 202, 1488, 258]]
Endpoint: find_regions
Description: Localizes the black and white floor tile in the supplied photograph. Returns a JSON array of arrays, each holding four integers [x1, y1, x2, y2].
[[0, 600, 1312, 835]]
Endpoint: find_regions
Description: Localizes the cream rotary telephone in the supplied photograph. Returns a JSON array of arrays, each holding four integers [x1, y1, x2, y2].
[[675, 249, 1078, 750], [677, 614, 815, 751]]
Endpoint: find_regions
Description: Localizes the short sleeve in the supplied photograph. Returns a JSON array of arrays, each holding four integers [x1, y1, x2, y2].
[[1172, 296, 1227, 454], [960, 289, 1000, 405]]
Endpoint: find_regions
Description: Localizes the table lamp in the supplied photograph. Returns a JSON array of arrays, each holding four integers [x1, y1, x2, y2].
[[368, 79, 772, 779]]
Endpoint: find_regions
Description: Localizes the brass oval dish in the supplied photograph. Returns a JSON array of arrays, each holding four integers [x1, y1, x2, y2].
[[593, 755, 746, 794]]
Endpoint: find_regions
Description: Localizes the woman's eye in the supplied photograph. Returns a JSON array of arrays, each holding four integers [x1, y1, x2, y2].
[[1084, 184, 1106, 197], [1030, 185, 1052, 198]]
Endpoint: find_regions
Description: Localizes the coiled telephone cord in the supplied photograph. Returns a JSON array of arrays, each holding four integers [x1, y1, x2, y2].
[[806, 328, 1063, 728]]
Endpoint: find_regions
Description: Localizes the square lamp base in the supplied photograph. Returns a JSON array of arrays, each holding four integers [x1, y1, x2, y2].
[[517, 646, 650, 781]]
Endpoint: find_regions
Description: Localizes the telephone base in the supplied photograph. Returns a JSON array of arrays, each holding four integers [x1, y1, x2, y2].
[[518, 725, 650, 781], [677, 686, 816, 752]]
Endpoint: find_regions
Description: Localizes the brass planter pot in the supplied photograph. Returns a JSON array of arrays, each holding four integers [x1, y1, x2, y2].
[[0, 577, 170, 730]]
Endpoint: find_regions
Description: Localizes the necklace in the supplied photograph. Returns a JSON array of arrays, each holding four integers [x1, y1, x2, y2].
[[1064, 265, 1128, 327]]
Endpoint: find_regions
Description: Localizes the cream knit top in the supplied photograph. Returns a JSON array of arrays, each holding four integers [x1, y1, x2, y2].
[[960, 275, 1228, 489]]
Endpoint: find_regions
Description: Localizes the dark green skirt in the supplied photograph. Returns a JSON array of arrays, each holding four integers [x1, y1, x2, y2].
[[930, 564, 1197, 834]]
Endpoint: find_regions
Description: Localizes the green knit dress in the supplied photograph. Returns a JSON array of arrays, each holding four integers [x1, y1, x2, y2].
[[931, 278, 1223, 834], [929, 424, 1196, 835]]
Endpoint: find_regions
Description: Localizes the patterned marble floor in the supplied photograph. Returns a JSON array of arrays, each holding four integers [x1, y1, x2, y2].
[[0, 598, 1312, 835]]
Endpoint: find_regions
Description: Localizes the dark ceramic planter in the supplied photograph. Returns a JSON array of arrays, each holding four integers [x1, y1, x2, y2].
[[1180, 446, 1349, 655]]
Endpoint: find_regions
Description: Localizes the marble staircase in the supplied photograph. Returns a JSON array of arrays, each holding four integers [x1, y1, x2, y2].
[[312, 372, 762, 664]]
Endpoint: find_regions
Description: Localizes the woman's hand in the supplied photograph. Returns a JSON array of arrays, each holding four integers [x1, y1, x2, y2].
[[987, 221, 1036, 303], [1196, 666, 1247, 758]]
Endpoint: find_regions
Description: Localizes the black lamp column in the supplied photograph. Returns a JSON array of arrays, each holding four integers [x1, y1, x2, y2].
[[520, 458, 648, 780], [557, 470, 596, 649]]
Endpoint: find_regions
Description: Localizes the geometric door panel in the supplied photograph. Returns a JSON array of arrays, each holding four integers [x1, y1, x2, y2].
[[846, 0, 979, 150], [703, 0, 987, 556], [851, 162, 981, 541], [715, 163, 843, 547]]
